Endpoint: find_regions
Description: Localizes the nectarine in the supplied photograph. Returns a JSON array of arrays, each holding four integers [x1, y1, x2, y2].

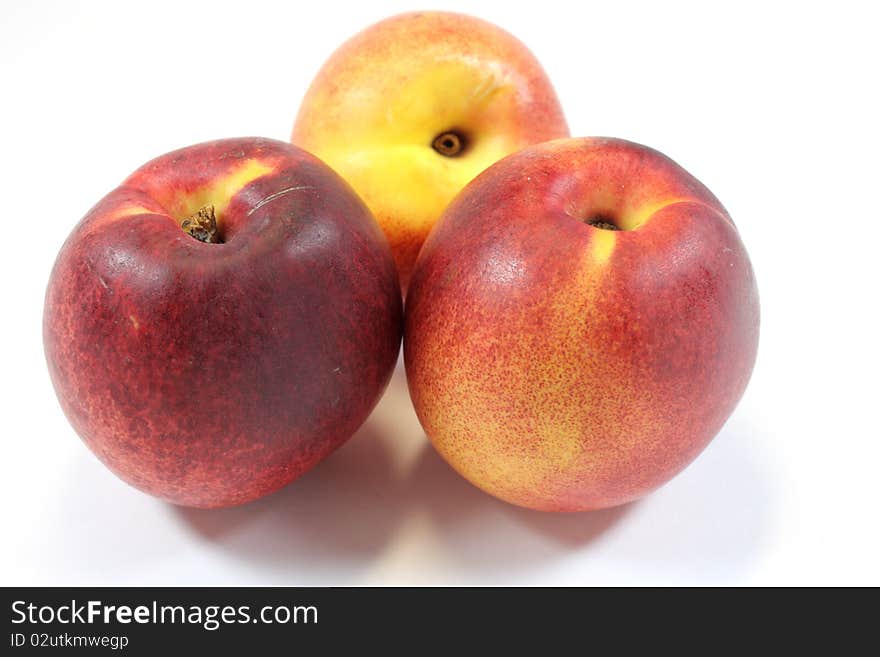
[[405, 137, 759, 512], [44, 138, 402, 508], [292, 11, 569, 290]]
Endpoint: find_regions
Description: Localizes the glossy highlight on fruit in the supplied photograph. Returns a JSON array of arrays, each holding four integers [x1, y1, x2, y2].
[[44, 137, 402, 508], [405, 137, 759, 512]]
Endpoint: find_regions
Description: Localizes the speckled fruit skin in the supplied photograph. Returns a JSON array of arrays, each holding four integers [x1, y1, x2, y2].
[[405, 137, 760, 512], [44, 138, 402, 508], [292, 11, 569, 291]]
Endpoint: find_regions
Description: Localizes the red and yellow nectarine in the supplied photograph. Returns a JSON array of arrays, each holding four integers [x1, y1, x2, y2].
[[405, 137, 760, 512], [292, 11, 569, 290]]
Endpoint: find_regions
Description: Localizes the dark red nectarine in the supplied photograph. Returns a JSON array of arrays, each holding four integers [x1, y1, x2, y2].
[[44, 137, 402, 508]]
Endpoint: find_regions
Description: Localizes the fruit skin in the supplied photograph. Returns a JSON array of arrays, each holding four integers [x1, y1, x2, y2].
[[405, 137, 760, 512], [44, 137, 402, 508], [292, 11, 569, 290]]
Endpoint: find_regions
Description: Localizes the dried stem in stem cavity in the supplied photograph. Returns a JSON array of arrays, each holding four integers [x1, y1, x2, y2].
[[181, 206, 221, 243], [432, 131, 464, 157], [585, 216, 621, 231]]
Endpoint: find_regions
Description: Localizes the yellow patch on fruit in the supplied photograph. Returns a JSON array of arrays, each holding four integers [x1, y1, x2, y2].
[[112, 205, 159, 219], [382, 61, 513, 139], [414, 255, 616, 507], [170, 159, 274, 225], [628, 198, 693, 229], [590, 229, 617, 264], [297, 59, 538, 283], [314, 62, 520, 225]]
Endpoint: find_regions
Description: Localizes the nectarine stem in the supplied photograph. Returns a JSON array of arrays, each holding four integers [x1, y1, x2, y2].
[[180, 206, 221, 243], [432, 131, 465, 157], [586, 216, 621, 231]]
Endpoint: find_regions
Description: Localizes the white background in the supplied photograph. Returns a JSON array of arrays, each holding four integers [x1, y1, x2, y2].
[[1, 0, 878, 586]]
